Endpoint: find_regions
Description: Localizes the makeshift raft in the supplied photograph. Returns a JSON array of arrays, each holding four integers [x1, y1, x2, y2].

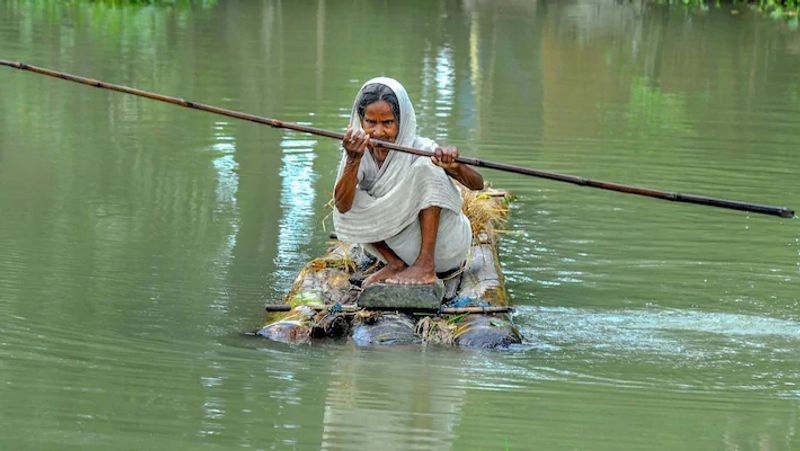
[[256, 187, 523, 349]]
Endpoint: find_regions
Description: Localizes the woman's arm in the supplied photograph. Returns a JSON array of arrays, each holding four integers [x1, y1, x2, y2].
[[334, 127, 371, 213], [334, 156, 360, 213], [431, 145, 484, 191]]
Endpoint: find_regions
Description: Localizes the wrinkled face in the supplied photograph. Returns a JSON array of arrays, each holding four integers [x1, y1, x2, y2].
[[361, 100, 398, 147]]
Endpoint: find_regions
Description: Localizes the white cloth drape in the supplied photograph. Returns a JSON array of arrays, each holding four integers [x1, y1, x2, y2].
[[332, 77, 470, 272]]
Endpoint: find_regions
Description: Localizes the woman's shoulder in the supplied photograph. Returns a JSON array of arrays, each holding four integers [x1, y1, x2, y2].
[[412, 136, 438, 151]]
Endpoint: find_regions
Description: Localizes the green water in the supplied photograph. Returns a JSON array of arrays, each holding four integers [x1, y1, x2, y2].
[[1, 0, 799, 449]]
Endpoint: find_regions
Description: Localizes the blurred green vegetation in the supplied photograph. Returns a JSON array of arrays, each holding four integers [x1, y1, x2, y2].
[[624, 77, 692, 139], [653, 0, 799, 17], [86, 0, 217, 6]]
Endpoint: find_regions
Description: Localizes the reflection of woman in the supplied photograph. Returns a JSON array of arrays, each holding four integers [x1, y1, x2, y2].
[[333, 78, 484, 287], [320, 350, 466, 450]]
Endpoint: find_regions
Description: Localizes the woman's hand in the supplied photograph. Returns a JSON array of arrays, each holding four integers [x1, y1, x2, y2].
[[431, 145, 461, 171], [335, 126, 370, 213], [343, 126, 370, 160], [432, 145, 485, 191]]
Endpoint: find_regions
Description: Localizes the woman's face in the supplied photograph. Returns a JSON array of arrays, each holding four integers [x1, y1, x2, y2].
[[361, 100, 398, 146]]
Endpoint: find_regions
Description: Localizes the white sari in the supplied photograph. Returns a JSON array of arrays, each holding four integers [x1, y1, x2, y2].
[[332, 77, 470, 272]]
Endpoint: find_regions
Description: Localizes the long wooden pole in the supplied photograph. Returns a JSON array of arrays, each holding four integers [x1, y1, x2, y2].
[[2, 59, 794, 219], [263, 304, 512, 315]]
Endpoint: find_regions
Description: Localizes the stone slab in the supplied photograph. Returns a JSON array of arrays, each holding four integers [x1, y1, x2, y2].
[[357, 280, 445, 309]]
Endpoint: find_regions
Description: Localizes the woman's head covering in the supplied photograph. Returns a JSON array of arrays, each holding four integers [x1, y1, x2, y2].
[[345, 77, 422, 185], [349, 77, 417, 148]]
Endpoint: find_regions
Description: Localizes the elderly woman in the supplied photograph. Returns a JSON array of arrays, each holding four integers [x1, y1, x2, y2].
[[333, 78, 483, 287]]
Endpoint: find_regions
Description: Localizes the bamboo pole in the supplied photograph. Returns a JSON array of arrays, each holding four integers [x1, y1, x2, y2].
[[263, 303, 512, 315], [1, 59, 794, 218]]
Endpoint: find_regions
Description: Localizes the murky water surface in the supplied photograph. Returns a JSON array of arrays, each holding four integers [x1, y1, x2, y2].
[[2, 0, 799, 449]]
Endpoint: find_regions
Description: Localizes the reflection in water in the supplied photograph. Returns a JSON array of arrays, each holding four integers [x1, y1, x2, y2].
[[418, 44, 457, 142], [208, 121, 240, 314], [274, 130, 318, 281], [434, 46, 455, 123], [211, 122, 239, 209], [622, 77, 692, 138], [200, 360, 227, 437], [321, 349, 466, 450]]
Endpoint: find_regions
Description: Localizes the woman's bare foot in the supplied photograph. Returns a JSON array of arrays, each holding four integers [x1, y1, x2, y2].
[[363, 263, 406, 288], [385, 262, 437, 285]]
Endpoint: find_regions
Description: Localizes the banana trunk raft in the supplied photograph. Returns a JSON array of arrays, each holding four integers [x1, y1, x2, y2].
[[256, 188, 523, 349]]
